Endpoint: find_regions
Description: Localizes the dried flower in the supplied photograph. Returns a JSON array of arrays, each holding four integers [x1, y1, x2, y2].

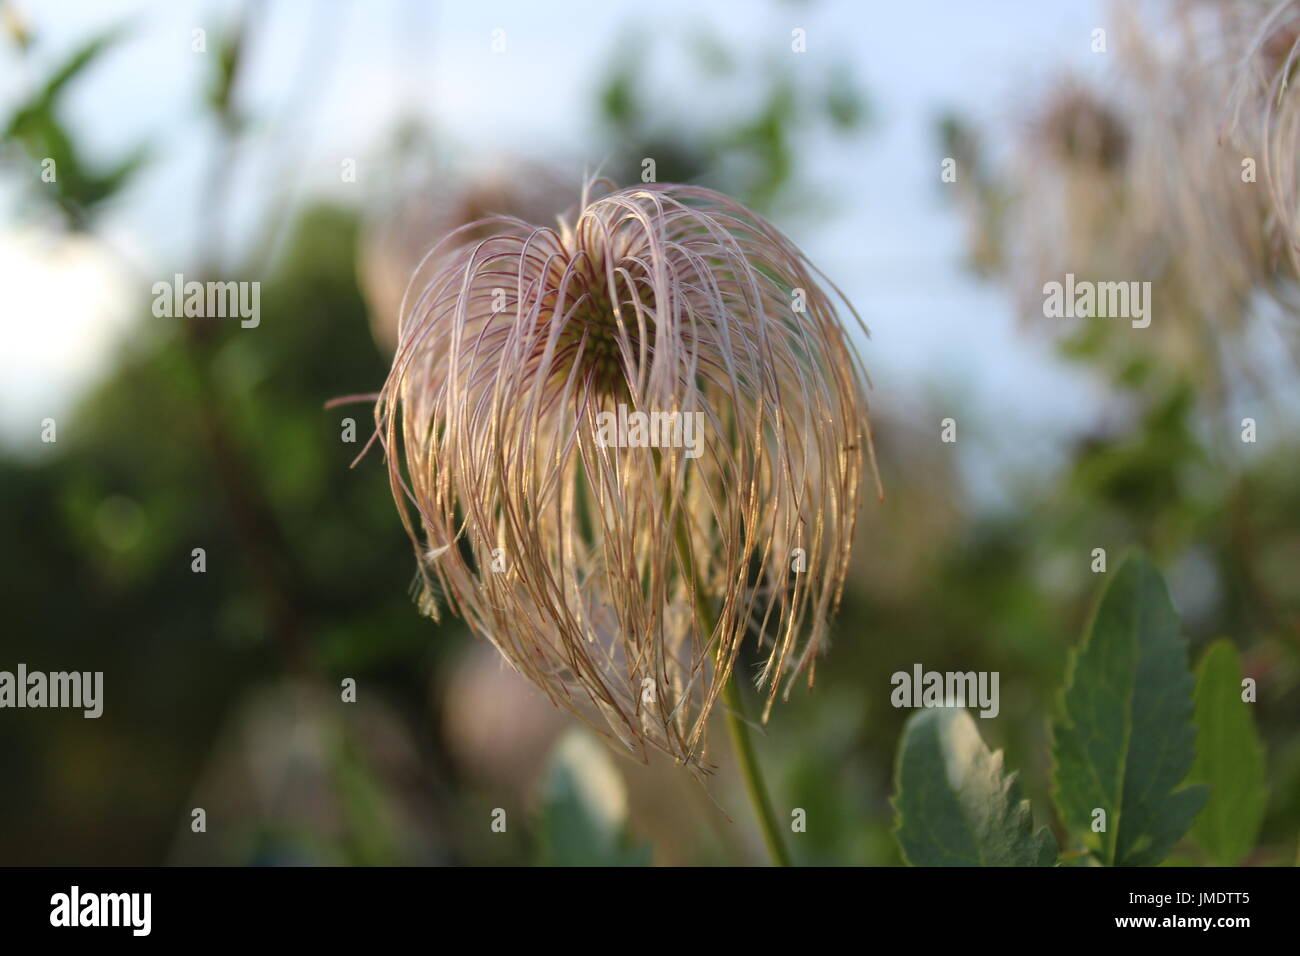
[[959, 1, 1300, 383], [376, 181, 877, 771]]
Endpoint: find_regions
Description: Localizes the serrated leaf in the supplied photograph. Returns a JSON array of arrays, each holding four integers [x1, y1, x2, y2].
[[1052, 553, 1208, 866], [893, 707, 1057, 866], [537, 729, 651, 867], [1188, 640, 1266, 865]]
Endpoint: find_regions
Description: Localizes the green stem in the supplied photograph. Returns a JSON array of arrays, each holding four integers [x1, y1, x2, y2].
[[661, 449, 790, 866], [720, 671, 792, 867], [674, 521, 791, 866]]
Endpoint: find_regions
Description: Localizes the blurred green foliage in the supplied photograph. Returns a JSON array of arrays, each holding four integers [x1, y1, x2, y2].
[[2, 25, 149, 224]]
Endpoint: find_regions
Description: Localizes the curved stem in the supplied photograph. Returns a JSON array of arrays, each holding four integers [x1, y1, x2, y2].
[[665, 453, 791, 866], [720, 672, 792, 867], [678, 531, 791, 866]]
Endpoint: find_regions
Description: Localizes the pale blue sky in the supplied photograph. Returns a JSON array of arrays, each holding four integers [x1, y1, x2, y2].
[[1, 0, 1113, 502]]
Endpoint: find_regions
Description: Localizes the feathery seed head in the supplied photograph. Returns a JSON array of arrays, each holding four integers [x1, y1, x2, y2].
[[377, 181, 877, 772]]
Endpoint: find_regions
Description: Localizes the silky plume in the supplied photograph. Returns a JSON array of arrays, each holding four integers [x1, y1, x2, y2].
[[374, 181, 878, 772]]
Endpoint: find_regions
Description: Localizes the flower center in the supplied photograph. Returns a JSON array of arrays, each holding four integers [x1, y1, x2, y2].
[[549, 249, 650, 396]]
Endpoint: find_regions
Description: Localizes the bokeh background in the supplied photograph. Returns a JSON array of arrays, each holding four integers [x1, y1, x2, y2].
[[1, 0, 1296, 865]]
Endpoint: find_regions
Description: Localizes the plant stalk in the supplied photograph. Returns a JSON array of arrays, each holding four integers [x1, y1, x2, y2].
[[677, 530, 791, 866], [665, 454, 791, 866], [720, 671, 792, 867]]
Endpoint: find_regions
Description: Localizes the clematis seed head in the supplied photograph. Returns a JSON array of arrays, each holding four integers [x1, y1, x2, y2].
[[376, 181, 878, 772]]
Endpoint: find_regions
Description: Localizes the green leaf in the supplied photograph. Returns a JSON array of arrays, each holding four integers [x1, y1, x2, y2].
[[3, 23, 146, 220], [537, 730, 651, 867], [1052, 553, 1208, 866], [1188, 641, 1267, 865], [893, 707, 1057, 866], [30, 25, 127, 113], [4, 26, 127, 145]]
